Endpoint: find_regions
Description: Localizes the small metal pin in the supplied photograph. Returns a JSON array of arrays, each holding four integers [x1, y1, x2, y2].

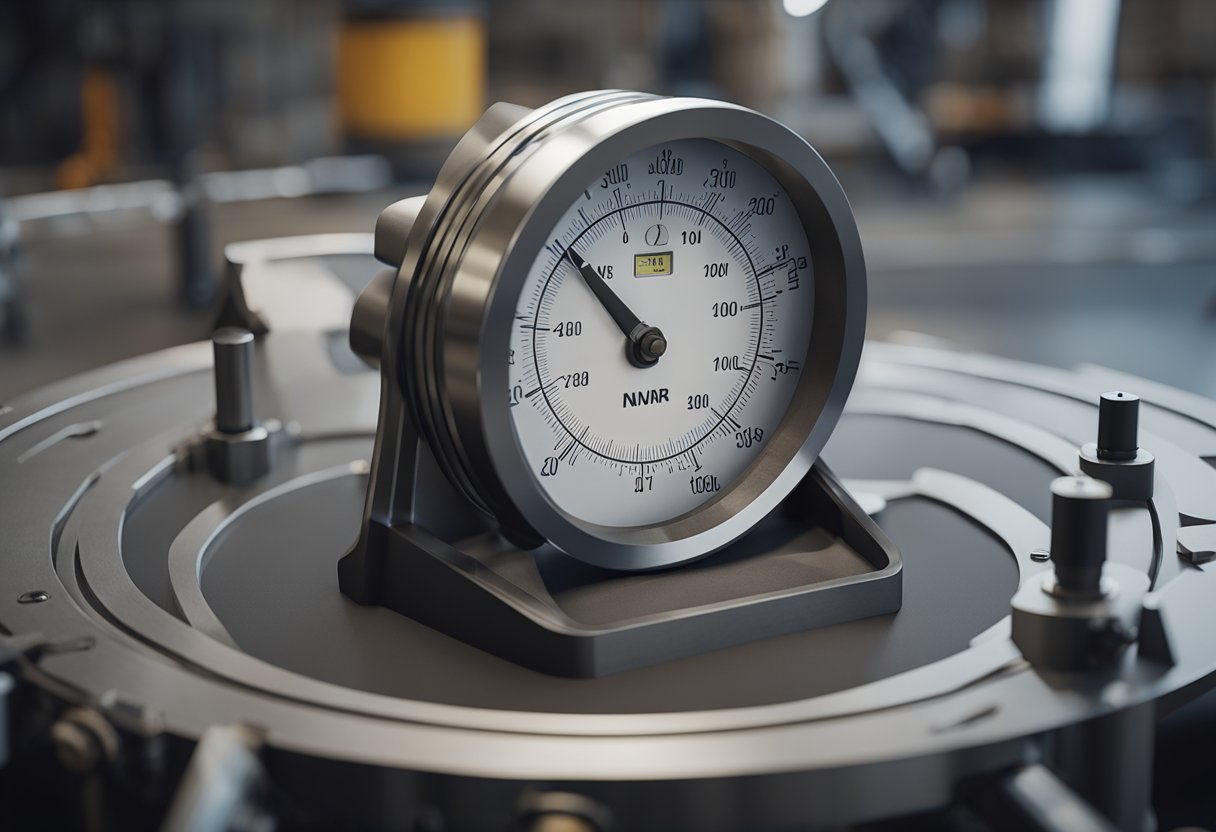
[[212, 328, 255, 434], [1096, 390, 1140, 461], [204, 327, 272, 483], [1047, 476, 1114, 598]]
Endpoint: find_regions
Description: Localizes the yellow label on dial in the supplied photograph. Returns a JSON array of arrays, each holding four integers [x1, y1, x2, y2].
[[634, 252, 673, 277]]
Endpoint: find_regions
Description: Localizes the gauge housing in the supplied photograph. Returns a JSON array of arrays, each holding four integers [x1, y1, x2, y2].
[[339, 90, 892, 674], [353, 91, 866, 571]]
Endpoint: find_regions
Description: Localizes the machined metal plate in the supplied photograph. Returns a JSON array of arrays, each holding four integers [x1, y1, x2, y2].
[[3, 247, 1216, 830]]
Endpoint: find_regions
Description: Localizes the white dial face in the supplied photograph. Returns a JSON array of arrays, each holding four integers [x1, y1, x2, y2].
[[507, 139, 814, 528]]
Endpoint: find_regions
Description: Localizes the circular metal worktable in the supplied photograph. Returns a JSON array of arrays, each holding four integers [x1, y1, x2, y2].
[[2, 247, 1215, 830]]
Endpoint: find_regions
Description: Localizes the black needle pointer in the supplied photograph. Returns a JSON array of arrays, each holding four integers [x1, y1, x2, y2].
[[565, 248, 667, 368]]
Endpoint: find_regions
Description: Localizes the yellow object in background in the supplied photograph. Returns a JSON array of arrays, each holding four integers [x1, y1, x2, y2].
[[56, 67, 120, 190], [338, 17, 485, 140]]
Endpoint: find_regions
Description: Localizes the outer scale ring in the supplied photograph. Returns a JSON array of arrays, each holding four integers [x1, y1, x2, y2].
[[409, 93, 867, 569]]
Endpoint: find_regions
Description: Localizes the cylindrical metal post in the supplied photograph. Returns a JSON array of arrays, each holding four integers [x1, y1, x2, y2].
[[212, 328, 254, 434], [1049, 476, 1113, 598], [1050, 704, 1156, 832], [1096, 391, 1140, 460]]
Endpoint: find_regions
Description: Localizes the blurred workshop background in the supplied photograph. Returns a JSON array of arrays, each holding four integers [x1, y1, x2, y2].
[[0, 0, 1214, 403]]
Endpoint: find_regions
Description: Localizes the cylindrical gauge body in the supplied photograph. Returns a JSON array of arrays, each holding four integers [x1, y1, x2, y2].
[[390, 91, 866, 569]]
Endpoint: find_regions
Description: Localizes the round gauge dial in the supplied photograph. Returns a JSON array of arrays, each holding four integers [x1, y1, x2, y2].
[[508, 139, 815, 528]]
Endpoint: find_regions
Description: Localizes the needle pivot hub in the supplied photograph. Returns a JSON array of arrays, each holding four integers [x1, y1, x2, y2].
[[628, 324, 667, 367]]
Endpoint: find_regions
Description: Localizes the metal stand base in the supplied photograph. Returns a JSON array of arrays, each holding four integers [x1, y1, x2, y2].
[[339, 461, 901, 677]]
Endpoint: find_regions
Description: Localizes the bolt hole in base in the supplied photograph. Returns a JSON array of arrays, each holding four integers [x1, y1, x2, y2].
[[17, 590, 50, 604]]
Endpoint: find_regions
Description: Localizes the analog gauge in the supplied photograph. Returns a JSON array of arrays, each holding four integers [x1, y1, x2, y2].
[[354, 91, 866, 570]]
